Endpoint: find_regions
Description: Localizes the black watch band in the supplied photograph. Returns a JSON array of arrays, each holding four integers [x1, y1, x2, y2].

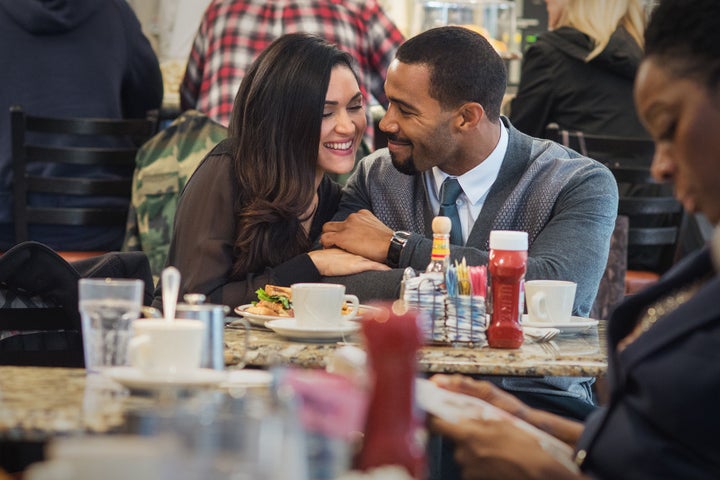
[[387, 231, 411, 268]]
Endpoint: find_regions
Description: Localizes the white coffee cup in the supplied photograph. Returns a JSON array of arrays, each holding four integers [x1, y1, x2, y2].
[[291, 283, 360, 328], [129, 319, 205, 374], [524, 280, 577, 324]]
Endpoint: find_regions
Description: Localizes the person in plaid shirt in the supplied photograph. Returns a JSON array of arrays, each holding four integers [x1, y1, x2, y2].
[[179, 0, 404, 135]]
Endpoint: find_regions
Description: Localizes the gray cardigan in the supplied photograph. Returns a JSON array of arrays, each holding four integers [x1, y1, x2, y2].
[[331, 118, 618, 317]]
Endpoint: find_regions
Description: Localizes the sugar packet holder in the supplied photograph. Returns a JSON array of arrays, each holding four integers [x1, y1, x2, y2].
[[401, 270, 486, 345]]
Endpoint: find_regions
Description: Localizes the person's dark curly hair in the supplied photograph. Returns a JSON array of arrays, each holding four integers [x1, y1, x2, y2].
[[645, 0, 720, 92], [396, 26, 507, 121]]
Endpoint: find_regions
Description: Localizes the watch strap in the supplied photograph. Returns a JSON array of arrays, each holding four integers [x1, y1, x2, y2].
[[387, 231, 411, 268]]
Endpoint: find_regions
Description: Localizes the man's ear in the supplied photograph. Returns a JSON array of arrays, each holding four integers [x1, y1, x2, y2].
[[455, 102, 484, 130]]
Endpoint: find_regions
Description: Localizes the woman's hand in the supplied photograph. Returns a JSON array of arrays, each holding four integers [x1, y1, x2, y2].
[[431, 375, 531, 418], [430, 374, 585, 446], [308, 247, 391, 276], [429, 416, 582, 480]]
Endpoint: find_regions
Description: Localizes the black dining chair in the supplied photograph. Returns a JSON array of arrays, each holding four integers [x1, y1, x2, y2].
[[544, 123, 655, 169], [9, 105, 158, 262], [612, 164, 686, 293], [545, 124, 686, 296]]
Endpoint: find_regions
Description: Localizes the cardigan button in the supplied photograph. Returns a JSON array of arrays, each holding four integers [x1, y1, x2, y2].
[[574, 449, 587, 467]]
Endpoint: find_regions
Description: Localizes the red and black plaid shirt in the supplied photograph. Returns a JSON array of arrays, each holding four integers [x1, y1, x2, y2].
[[180, 0, 404, 129]]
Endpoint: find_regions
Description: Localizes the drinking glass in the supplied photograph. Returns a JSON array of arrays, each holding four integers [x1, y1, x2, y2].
[[79, 278, 144, 372]]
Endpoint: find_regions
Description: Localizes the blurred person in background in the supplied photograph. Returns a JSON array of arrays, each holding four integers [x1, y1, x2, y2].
[[179, 0, 405, 149], [0, 0, 162, 252], [509, 0, 648, 139], [127, 0, 213, 62], [430, 0, 720, 477], [155, 33, 388, 309]]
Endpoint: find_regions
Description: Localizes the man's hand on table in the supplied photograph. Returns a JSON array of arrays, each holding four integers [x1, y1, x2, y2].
[[320, 210, 395, 263]]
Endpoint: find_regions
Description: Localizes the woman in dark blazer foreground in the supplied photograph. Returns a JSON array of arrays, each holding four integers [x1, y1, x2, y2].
[[429, 0, 720, 478]]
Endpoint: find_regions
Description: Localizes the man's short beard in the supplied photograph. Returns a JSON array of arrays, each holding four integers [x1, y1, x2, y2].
[[390, 152, 420, 175]]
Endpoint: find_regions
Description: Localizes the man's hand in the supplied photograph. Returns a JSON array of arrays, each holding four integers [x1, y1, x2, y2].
[[307, 248, 391, 276], [321, 210, 395, 263]]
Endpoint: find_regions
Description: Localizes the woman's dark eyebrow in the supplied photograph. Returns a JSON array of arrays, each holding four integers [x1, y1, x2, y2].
[[325, 92, 363, 105]]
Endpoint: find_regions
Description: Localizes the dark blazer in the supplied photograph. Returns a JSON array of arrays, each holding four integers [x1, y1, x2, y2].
[[577, 248, 720, 478]]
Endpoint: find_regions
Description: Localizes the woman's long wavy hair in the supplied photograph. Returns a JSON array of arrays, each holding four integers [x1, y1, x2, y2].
[[227, 33, 356, 278], [556, 0, 645, 61]]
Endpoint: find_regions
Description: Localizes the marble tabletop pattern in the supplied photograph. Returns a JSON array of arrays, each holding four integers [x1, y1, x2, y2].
[[225, 321, 607, 378], [0, 322, 605, 443]]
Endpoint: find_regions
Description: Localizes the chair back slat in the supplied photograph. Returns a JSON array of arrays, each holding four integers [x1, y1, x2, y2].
[[27, 176, 131, 196], [24, 113, 157, 137], [619, 197, 683, 216], [628, 227, 679, 246], [25, 145, 138, 166], [24, 207, 128, 226], [545, 123, 655, 165], [9, 105, 157, 245]]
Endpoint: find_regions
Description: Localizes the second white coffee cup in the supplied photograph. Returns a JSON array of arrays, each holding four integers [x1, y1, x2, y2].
[[525, 280, 577, 324], [129, 319, 205, 374], [291, 283, 359, 328]]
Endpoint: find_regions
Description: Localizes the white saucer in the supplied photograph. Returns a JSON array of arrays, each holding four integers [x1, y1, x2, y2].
[[221, 369, 273, 388], [104, 366, 227, 391], [234, 303, 376, 327], [264, 318, 360, 342], [522, 315, 599, 334]]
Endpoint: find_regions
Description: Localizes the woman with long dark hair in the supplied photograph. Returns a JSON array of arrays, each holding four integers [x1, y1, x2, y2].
[[159, 33, 388, 307]]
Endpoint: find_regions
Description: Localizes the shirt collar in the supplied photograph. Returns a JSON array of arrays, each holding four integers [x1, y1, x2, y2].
[[430, 122, 509, 205]]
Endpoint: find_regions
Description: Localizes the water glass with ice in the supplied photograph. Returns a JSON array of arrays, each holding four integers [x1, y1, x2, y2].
[[79, 278, 144, 372]]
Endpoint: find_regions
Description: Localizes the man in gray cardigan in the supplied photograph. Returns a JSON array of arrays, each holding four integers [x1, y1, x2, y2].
[[321, 27, 617, 421]]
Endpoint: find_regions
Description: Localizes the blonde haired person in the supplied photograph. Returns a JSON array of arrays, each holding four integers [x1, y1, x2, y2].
[[510, 0, 649, 138], [548, 0, 645, 60]]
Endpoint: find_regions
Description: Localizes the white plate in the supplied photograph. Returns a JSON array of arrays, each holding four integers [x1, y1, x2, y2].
[[233, 304, 291, 327], [233, 303, 377, 328], [264, 318, 361, 342], [104, 366, 227, 391], [522, 315, 599, 334]]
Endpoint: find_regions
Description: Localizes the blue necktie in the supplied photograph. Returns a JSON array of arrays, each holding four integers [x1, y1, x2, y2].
[[439, 177, 463, 245]]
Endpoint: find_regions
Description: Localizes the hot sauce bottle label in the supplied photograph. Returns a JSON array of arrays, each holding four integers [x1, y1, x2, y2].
[[430, 236, 449, 261]]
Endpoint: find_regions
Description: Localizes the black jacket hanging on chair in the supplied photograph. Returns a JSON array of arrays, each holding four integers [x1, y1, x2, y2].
[[0, 241, 154, 367]]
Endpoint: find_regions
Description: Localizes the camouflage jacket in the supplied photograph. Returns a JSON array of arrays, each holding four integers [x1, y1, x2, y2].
[[123, 110, 228, 281]]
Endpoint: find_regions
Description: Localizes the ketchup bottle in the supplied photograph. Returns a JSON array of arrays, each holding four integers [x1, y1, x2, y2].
[[487, 230, 528, 349], [356, 303, 426, 479]]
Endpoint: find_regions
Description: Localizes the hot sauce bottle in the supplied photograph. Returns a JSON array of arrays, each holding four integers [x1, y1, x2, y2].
[[425, 216, 452, 281], [356, 303, 426, 479], [487, 230, 528, 349]]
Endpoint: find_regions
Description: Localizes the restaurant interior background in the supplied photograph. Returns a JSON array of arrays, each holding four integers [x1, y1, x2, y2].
[[127, 0, 662, 109]]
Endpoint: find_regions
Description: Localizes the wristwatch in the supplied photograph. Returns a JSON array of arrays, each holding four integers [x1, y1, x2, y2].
[[387, 231, 411, 268]]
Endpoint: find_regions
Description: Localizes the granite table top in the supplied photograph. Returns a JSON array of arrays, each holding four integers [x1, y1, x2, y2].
[[225, 320, 607, 378], [0, 322, 605, 443]]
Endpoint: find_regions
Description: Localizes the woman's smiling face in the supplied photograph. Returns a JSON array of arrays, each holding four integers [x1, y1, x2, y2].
[[316, 65, 366, 177], [634, 58, 720, 224]]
